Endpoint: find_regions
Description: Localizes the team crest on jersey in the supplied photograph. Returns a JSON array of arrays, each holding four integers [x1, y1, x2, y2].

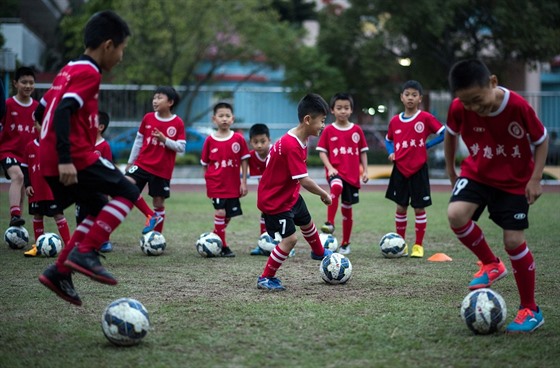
[[508, 121, 525, 139], [166, 126, 177, 137], [232, 142, 241, 153], [414, 122, 425, 133], [352, 132, 360, 143]]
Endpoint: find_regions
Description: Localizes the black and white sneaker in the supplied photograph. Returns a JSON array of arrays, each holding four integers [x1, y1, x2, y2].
[[9, 215, 25, 227], [39, 265, 82, 306], [64, 248, 117, 285], [220, 246, 236, 257]]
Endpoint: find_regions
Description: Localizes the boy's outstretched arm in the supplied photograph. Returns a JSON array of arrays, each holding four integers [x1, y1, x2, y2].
[[444, 130, 459, 187], [426, 127, 446, 149], [299, 176, 331, 205], [526, 135, 549, 204]]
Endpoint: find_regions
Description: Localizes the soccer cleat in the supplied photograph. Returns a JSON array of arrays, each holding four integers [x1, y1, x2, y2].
[[257, 276, 286, 291], [220, 246, 236, 257], [338, 244, 351, 255], [468, 258, 507, 290], [64, 248, 117, 285], [99, 241, 113, 253], [24, 244, 38, 257], [311, 248, 333, 260], [38, 265, 82, 306], [320, 222, 335, 234], [288, 249, 296, 257], [506, 307, 544, 334], [402, 244, 409, 257], [250, 246, 270, 256], [9, 215, 25, 227], [410, 244, 424, 258], [142, 214, 164, 234]]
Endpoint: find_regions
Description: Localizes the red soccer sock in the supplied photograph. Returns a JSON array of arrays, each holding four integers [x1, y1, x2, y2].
[[33, 218, 44, 243], [341, 203, 353, 245], [55, 217, 71, 247], [78, 197, 134, 253], [451, 220, 497, 264], [415, 210, 427, 245], [262, 245, 289, 278], [134, 195, 154, 217], [260, 214, 266, 234], [301, 223, 323, 256], [154, 207, 165, 233], [56, 217, 94, 274], [327, 179, 343, 224], [10, 205, 22, 217], [214, 214, 227, 247], [395, 211, 407, 239], [506, 242, 537, 311]]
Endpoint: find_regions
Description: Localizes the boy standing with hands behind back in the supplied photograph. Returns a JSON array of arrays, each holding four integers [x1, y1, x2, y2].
[[201, 102, 250, 257], [445, 59, 548, 333]]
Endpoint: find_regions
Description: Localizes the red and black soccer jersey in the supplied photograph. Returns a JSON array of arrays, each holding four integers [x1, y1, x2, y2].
[[257, 130, 308, 215], [132, 112, 185, 180], [201, 131, 250, 198], [316, 123, 369, 187], [447, 88, 547, 195], [386, 110, 444, 178], [22, 139, 54, 203], [0, 96, 38, 161], [94, 138, 113, 162], [39, 57, 102, 176]]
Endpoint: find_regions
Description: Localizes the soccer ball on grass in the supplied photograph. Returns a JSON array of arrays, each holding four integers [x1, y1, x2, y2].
[[37, 232, 63, 257], [196, 232, 223, 257], [4, 226, 29, 249], [379, 232, 407, 258], [320, 253, 352, 284], [319, 233, 339, 252], [140, 231, 166, 256], [101, 298, 150, 346], [460, 288, 507, 335], [257, 232, 281, 254]]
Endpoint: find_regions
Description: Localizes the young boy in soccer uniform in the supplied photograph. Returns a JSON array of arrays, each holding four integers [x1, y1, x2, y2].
[[317, 93, 369, 255], [125, 86, 186, 235], [21, 121, 71, 257], [256, 93, 333, 291], [384, 80, 445, 258], [201, 102, 250, 257], [445, 59, 548, 333], [247, 123, 273, 256], [0, 67, 39, 227], [36, 10, 141, 306]]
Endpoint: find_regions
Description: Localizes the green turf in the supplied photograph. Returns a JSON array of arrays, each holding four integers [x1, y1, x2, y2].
[[1, 188, 559, 367]]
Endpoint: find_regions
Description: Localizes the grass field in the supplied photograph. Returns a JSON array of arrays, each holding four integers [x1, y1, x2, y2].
[[1, 186, 559, 368]]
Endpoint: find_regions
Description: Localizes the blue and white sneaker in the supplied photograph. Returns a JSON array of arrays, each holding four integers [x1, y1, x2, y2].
[[257, 276, 286, 291], [142, 214, 163, 234], [100, 241, 113, 253], [506, 306, 544, 333], [310, 248, 333, 260], [250, 246, 270, 256]]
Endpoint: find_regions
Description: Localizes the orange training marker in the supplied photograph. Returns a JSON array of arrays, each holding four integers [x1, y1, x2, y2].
[[427, 253, 453, 262]]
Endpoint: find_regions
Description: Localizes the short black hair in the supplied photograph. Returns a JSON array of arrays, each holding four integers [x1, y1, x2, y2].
[[249, 123, 270, 139], [297, 93, 329, 122], [155, 86, 180, 111], [84, 10, 130, 49], [213, 102, 233, 115], [330, 92, 354, 110], [14, 67, 35, 82], [98, 111, 110, 134], [448, 59, 492, 94], [402, 80, 423, 95]]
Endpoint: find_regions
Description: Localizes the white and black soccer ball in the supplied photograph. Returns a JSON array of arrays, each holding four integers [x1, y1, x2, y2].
[[460, 288, 507, 335], [140, 231, 166, 256], [196, 232, 223, 257], [319, 233, 339, 252], [101, 298, 150, 346], [320, 253, 352, 284], [37, 232, 63, 257], [379, 232, 407, 258], [257, 232, 281, 254], [4, 226, 29, 249]]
